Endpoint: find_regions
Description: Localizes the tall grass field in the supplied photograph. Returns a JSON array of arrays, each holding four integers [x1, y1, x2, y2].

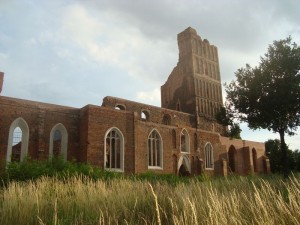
[[1, 173, 300, 225]]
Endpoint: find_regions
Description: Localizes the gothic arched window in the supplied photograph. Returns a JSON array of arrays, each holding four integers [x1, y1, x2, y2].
[[7, 118, 29, 163], [205, 143, 214, 169], [148, 129, 163, 168], [49, 123, 68, 160], [105, 128, 124, 171], [180, 129, 190, 153]]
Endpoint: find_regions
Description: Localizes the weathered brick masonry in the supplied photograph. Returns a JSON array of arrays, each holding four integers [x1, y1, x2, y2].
[[0, 27, 270, 176]]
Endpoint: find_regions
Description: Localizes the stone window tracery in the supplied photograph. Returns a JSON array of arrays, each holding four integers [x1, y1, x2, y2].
[[180, 129, 190, 153], [148, 129, 163, 168], [205, 143, 214, 169], [105, 128, 124, 171]]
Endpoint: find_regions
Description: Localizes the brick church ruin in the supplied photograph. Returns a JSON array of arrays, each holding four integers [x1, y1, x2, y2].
[[0, 27, 270, 176]]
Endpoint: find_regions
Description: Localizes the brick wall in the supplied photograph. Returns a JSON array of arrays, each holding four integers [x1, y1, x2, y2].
[[0, 96, 80, 164], [0, 95, 268, 176]]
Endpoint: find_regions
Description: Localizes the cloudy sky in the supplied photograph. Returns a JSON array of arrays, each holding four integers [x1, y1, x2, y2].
[[1, 0, 300, 149]]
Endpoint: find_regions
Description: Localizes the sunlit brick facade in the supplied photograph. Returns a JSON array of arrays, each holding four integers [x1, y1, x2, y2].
[[0, 27, 270, 176]]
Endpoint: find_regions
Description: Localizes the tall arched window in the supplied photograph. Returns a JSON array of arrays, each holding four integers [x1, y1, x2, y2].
[[180, 129, 190, 153], [105, 128, 124, 171], [148, 129, 163, 168], [194, 133, 198, 151], [7, 118, 29, 163], [205, 142, 214, 169], [49, 123, 68, 160], [12, 127, 22, 162]]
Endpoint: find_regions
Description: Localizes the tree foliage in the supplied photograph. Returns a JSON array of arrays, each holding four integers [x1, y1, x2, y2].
[[265, 139, 300, 173], [226, 37, 300, 177], [215, 106, 242, 139]]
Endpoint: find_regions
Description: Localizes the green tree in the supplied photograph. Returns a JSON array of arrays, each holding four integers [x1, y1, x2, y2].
[[228, 123, 242, 139], [293, 149, 300, 172], [265, 139, 300, 173], [215, 106, 242, 139], [265, 139, 284, 173], [226, 37, 300, 177]]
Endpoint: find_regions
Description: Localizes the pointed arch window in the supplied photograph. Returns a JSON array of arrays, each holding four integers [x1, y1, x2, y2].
[[180, 129, 190, 153], [49, 123, 68, 160], [7, 118, 29, 163], [205, 143, 214, 169], [11, 127, 22, 162], [105, 128, 124, 171], [148, 129, 163, 168]]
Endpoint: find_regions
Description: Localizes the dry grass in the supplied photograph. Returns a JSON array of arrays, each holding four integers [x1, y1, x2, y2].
[[0, 175, 300, 225]]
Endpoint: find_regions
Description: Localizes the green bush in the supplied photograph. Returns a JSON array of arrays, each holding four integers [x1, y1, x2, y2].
[[1, 157, 123, 183]]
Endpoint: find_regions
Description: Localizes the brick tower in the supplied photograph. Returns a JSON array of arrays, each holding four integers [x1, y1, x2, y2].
[[161, 27, 223, 121]]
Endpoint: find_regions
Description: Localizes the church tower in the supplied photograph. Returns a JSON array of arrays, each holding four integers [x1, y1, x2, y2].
[[161, 27, 223, 122]]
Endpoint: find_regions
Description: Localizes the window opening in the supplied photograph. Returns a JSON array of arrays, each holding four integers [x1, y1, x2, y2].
[[12, 127, 22, 162], [115, 104, 126, 110], [105, 128, 123, 171], [205, 143, 214, 169], [180, 129, 189, 153], [148, 130, 162, 168], [141, 110, 150, 121], [53, 130, 62, 157]]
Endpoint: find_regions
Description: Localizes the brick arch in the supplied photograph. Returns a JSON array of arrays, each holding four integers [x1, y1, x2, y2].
[[180, 128, 190, 153], [178, 155, 191, 175], [115, 104, 126, 110], [141, 109, 150, 121], [228, 145, 237, 173], [7, 117, 29, 163]]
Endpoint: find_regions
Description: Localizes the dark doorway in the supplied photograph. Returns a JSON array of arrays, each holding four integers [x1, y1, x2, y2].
[[252, 148, 257, 173], [179, 164, 190, 176], [228, 145, 236, 173]]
